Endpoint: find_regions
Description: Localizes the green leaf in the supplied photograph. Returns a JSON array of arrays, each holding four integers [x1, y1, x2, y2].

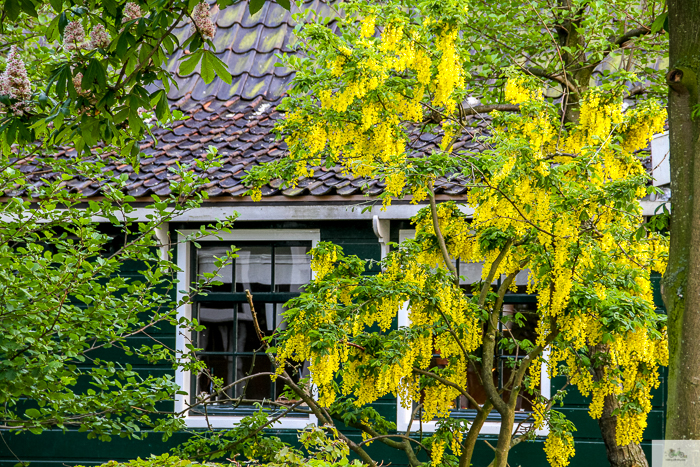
[[58, 11, 68, 34], [276, 0, 290, 10], [178, 51, 202, 77], [200, 54, 214, 86], [25, 408, 40, 418], [153, 90, 170, 121], [249, 0, 265, 15], [203, 50, 232, 84], [19, 0, 37, 17], [45, 14, 61, 41], [651, 12, 668, 34], [102, 0, 117, 16], [3, 0, 22, 21]]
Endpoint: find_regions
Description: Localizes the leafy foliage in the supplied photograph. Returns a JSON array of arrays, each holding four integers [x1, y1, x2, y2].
[[0, 0, 247, 447], [241, 1, 672, 466]]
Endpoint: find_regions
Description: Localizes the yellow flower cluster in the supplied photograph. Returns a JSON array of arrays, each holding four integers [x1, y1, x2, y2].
[[616, 411, 649, 446], [544, 433, 575, 467], [533, 400, 547, 429], [504, 76, 541, 104], [384, 172, 406, 208], [310, 245, 338, 280], [432, 439, 446, 465], [578, 90, 623, 142], [278, 16, 471, 209], [360, 15, 375, 38], [621, 102, 667, 153], [433, 28, 463, 114]]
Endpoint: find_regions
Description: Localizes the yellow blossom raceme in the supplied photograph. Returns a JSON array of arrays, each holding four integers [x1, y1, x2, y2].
[[379, 23, 403, 53], [433, 28, 462, 114], [504, 76, 541, 104], [413, 49, 432, 86], [331, 55, 345, 77], [544, 432, 575, 467], [360, 15, 376, 38], [310, 245, 338, 280], [576, 89, 623, 148], [386, 172, 406, 198], [307, 124, 327, 155], [311, 345, 343, 406], [361, 102, 380, 131], [432, 439, 446, 465], [319, 88, 333, 109], [533, 400, 547, 429], [451, 430, 463, 457], [616, 411, 648, 446], [621, 103, 667, 153]]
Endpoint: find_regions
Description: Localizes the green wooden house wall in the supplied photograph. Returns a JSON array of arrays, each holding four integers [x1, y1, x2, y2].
[[0, 220, 667, 467]]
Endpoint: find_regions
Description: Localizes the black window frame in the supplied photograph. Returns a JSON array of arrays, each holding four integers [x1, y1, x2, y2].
[[188, 240, 313, 417]]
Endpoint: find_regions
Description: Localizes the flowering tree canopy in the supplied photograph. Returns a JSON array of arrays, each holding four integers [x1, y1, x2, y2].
[[243, 1, 670, 466]]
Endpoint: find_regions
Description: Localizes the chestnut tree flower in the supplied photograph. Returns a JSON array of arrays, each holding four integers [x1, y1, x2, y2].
[[191, 2, 215, 39], [89, 24, 110, 49], [63, 21, 86, 51], [0, 46, 32, 114], [123, 2, 141, 22]]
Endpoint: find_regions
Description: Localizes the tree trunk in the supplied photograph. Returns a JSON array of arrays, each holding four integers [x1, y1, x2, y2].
[[596, 396, 649, 467], [664, 0, 700, 440], [592, 345, 649, 467]]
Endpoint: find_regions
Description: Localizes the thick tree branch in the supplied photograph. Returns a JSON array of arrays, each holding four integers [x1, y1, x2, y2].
[[478, 240, 513, 307], [460, 399, 494, 467], [480, 271, 519, 416], [588, 26, 653, 74], [460, 104, 521, 116], [612, 27, 651, 47], [428, 184, 459, 284], [413, 367, 482, 413], [524, 67, 578, 94]]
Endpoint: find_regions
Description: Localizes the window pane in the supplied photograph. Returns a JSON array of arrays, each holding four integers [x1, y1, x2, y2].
[[235, 246, 272, 292], [459, 261, 484, 285], [274, 246, 312, 293], [190, 240, 314, 416], [235, 355, 273, 400], [458, 302, 539, 411], [197, 246, 233, 293], [196, 354, 234, 401], [197, 305, 234, 352], [510, 269, 531, 294], [276, 362, 309, 400], [236, 302, 276, 351], [502, 302, 538, 353], [414, 301, 540, 416]]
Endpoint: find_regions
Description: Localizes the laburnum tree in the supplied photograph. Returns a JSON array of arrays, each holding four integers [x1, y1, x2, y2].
[[242, 1, 670, 466], [0, 0, 245, 446]]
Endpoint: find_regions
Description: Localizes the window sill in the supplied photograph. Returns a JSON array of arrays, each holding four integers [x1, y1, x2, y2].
[[183, 413, 315, 430], [396, 416, 548, 437]]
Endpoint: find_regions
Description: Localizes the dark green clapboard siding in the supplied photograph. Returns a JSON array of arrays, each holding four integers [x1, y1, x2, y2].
[[0, 221, 668, 466]]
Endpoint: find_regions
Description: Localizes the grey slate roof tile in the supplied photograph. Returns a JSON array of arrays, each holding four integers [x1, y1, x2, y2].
[[16, 0, 636, 203]]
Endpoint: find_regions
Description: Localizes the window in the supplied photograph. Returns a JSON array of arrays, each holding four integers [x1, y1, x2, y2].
[[175, 229, 320, 429], [395, 230, 550, 435]]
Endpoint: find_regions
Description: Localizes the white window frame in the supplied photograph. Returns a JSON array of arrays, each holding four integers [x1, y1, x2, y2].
[[395, 230, 550, 436], [175, 228, 321, 429]]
